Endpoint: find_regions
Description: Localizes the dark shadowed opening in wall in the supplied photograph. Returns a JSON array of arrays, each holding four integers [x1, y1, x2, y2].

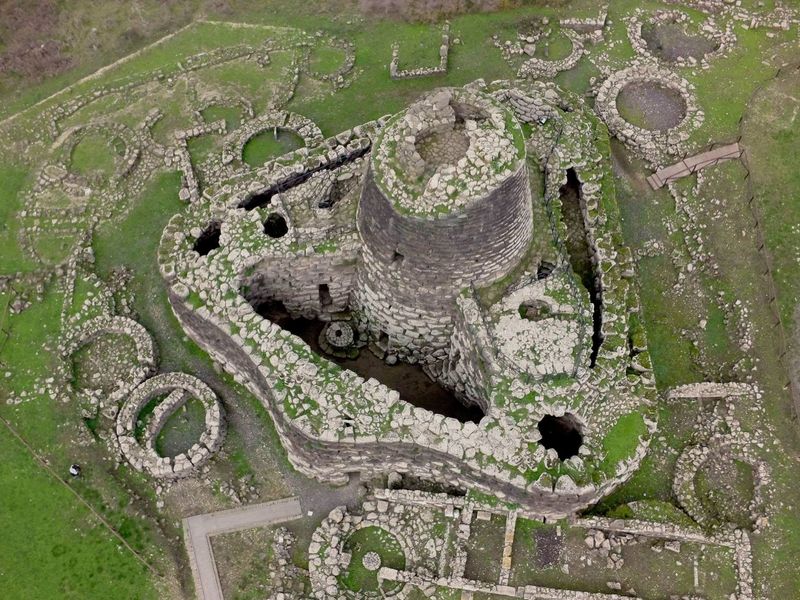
[[537, 413, 583, 460], [558, 168, 604, 366], [192, 221, 221, 256], [318, 284, 332, 308], [263, 213, 288, 238]]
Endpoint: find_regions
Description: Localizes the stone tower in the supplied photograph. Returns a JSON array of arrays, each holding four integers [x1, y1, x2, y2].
[[353, 87, 533, 364]]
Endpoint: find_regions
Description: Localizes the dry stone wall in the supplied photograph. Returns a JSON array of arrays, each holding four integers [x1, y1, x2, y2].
[[115, 372, 225, 479]]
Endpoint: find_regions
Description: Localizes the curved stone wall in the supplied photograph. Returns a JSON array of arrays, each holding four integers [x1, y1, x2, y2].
[[594, 63, 703, 163], [353, 159, 532, 359], [115, 371, 225, 478], [168, 291, 634, 516]]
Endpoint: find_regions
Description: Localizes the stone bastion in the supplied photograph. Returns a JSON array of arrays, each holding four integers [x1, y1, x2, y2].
[[158, 83, 657, 517]]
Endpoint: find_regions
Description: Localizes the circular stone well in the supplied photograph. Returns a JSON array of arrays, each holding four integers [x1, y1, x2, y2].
[[616, 82, 687, 131], [326, 321, 355, 348]]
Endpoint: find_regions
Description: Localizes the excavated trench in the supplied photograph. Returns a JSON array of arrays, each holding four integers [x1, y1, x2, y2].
[[251, 299, 484, 423], [559, 168, 604, 367], [238, 145, 371, 211]]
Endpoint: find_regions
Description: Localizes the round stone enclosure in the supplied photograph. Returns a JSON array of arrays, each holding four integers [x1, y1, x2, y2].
[[65, 315, 156, 407], [537, 413, 584, 460], [594, 64, 702, 161], [627, 9, 733, 68], [616, 81, 687, 131], [223, 110, 323, 166], [642, 21, 720, 62], [414, 125, 471, 172], [115, 373, 225, 478], [370, 86, 526, 216], [340, 525, 407, 594]]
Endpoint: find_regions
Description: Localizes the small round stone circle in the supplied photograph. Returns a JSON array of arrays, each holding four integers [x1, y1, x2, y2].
[[326, 321, 355, 348], [595, 63, 702, 161], [361, 551, 381, 571], [116, 372, 225, 479]]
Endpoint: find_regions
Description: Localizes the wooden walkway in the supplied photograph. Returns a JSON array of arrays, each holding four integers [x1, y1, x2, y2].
[[183, 497, 302, 600], [647, 142, 743, 190]]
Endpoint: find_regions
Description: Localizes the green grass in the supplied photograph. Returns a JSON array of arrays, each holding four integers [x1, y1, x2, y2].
[[741, 67, 800, 329], [339, 526, 405, 592], [0, 428, 159, 600], [0, 280, 63, 401], [242, 129, 305, 167], [393, 23, 445, 70], [533, 29, 573, 61], [0, 164, 36, 274], [155, 397, 207, 457], [308, 45, 347, 74], [200, 105, 242, 130], [600, 411, 647, 474], [70, 134, 119, 176]]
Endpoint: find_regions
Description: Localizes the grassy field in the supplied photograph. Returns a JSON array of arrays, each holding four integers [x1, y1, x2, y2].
[[0, 1, 798, 598], [0, 427, 160, 599]]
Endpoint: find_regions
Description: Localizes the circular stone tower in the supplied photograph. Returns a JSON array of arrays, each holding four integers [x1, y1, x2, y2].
[[353, 87, 532, 363]]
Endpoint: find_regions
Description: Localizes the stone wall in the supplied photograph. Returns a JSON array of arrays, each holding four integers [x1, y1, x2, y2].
[[352, 162, 532, 361], [241, 248, 358, 319], [169, 292, 626, 516], [115, 372, 225, 478], [389, 23, 450, 80]]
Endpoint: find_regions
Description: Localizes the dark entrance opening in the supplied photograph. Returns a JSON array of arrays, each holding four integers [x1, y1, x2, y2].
[[193, 222, 221, 256], [249, 299, 484, 423], [559, 168, 604, 366], [318, 284, 332, 308], [263, 213, 288, 238], [243, 190, 273, 210], [537, 413, 583, 460], [537, 260, 555, 280]]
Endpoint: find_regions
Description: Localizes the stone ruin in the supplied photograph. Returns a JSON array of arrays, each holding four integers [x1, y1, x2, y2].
[[159, 81, 658, 517]]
